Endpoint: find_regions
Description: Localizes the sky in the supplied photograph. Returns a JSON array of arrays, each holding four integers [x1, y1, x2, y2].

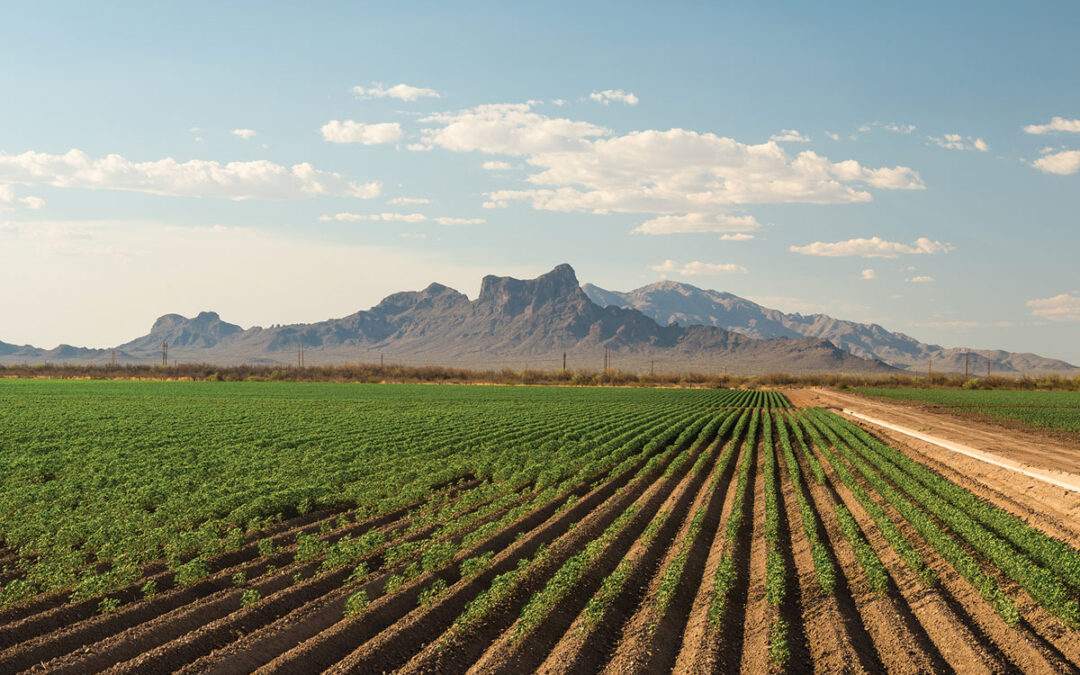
[[1, 2, 1078, 363]]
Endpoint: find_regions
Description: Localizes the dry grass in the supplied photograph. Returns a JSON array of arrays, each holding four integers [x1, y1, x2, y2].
[[1, 363, 1077, 390]]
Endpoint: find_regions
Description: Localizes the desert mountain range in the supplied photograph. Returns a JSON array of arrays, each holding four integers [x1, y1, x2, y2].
[[2, 264, 1073, 374]]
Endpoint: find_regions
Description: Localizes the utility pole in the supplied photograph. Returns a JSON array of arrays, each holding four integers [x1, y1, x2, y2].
[[964, 350, 970, 379], [650, 359, 655, 376], [161, 341, 168, 367], [380, 352, 384, 369], [987, 358, 991, 379], [562, 352, 567, 372], [928, 356, 932, 380]]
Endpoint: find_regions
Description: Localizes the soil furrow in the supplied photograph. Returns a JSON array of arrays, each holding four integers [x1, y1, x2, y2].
[[594, 424, 745, 675], [255, 416, 702, 675], [468, 426, 725, 674], [329, 417, 717, 675]]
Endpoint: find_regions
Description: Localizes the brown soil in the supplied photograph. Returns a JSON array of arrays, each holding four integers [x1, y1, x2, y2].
[[595, 433, 740, 675], [670, 436, 750, 674]]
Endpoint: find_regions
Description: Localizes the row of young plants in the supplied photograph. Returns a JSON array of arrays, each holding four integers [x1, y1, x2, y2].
[[818, 411, 1080, 628], [840, 417, 1080, 592], [706, 409, 760, 630], [806, 410, 1020, 624], [773, 413, 836, 594], [760, 412, 791, 666], [795, 413, 930, 591]]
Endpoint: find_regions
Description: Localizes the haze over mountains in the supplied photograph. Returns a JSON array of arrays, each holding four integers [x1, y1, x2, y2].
[[0, 264, 890, 374], [582, 281, 1078, 374]]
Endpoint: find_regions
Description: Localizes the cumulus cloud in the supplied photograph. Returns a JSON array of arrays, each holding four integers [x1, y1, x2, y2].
[[1032, 149, 1080, 175], [231, 128, 257, 139], [826, 131, 841, 141], [388, 196, 431, 205], [789, 236, 954, 258], [417, 103, 608, 155], [481, 160, 513, 170], [631, 212, 761, 235], [321, 120, 403, 145], [770, 129, 810, 143], [861, 268, 876, 280], [907, 275, 935, 284], [352, 82, 441, 101], [1026, 292, 1080, 321], [650, 259, 748, 277], [720, 233, 754, 241], [0, 184, 46, 210], [589, 89, 639, 106], [0, 149, 381, 200], [1023, 116, 1080, 135], [480, 129, 923, 215], [434, 216, 485, 225], [319, 212, 426, 223], [930, 133, 988, 152]]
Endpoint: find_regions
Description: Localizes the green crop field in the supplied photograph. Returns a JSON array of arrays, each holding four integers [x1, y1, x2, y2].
[[1, 379, 1077, 673], [0, 379, 782, 606], [853, 387, 1080, 433]]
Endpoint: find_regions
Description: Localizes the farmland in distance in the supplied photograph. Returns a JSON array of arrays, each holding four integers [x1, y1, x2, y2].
[[855, 387, 1080, 433], [0, 380, 1077, 673]]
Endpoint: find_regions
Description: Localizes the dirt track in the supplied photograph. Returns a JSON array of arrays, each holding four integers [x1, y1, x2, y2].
[[787, 388, 1080, 545]]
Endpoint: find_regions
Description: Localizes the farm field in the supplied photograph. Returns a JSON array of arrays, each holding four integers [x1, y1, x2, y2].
[[0, 380, 1078, 673], [855, 387, 1080, 434]]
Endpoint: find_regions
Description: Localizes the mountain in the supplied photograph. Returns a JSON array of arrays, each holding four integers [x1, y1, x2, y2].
[[582, 280, 1078, 374], [0, 264, 891, 374]]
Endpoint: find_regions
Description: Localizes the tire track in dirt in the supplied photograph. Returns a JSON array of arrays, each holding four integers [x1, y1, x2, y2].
[[738, 439, 771, 674]]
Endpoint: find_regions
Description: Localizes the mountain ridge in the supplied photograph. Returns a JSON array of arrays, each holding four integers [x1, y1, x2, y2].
[[581, 280, 1078, 374], [0, 264, 891, 374]]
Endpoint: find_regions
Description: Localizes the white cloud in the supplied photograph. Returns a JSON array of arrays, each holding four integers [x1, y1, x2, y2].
[[1026, 292, 1080, 321], [417, 103, 608, 155], [1023, 116, 1080, 135], [388, 196, 431, 205], [434, 216, 485, 225], [929, 133, 989, 152], [352, 82, 441, 102], [650, 259, 747, 277], [826, 131, 841, 141], [861, 268, 876, 280], [631, 212, 760, 235], [589, 89, 639, 106], [0, 184, 46, 210], [789, 236, 954, 258], [319, 212, 426, 223], [321, 120, 403, 145], [908, 275, 935, 284], [481, 160, 513, 170], [551, 99, 568, 107], [481, 129, 923, 215], [770, 129, 810, 143], [720, 233, 754, 241], [231, 128, 257, 139], [0, 149, 381, 200], [1032, 149, 1080, 175]]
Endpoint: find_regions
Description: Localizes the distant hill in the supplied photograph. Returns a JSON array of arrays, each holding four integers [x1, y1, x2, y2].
[[582, 280, 1078, 374], [0, 265, 893, 374]]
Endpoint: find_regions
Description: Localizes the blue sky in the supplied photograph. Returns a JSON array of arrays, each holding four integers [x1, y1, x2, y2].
[[1, 1, 1078, 362]]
